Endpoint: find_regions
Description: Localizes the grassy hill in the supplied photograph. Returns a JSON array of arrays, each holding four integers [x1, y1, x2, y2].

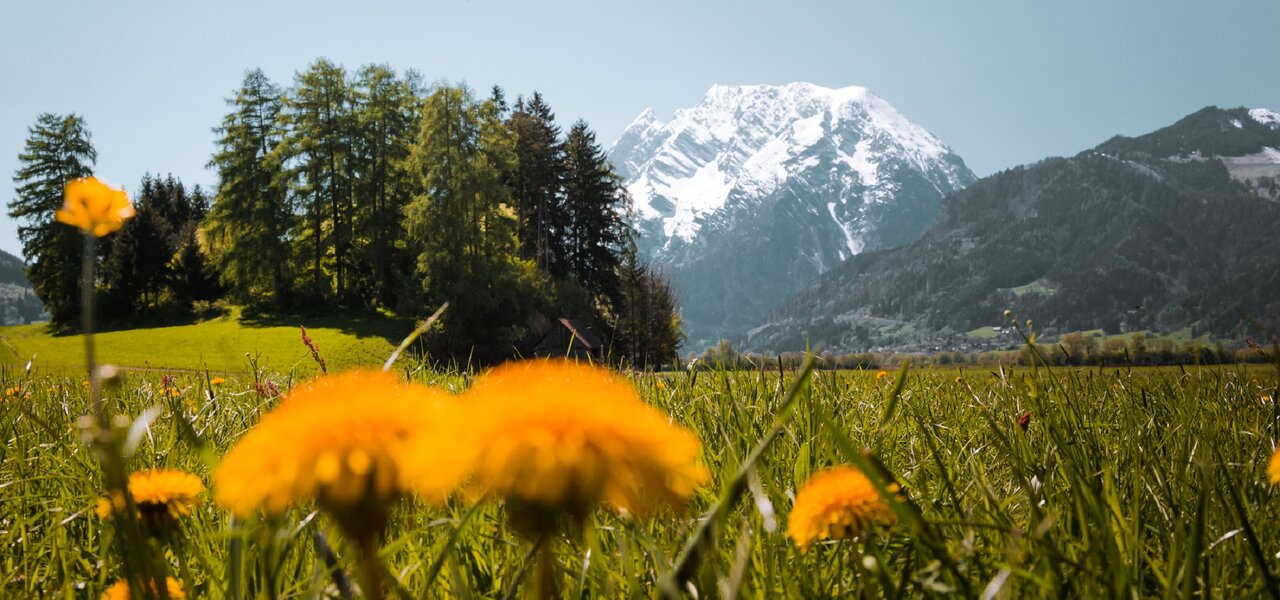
[[0, 308, 414, 374]]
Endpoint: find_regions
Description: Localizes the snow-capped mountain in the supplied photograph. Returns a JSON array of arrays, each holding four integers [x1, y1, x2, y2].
[[609, 82, 976, 348]]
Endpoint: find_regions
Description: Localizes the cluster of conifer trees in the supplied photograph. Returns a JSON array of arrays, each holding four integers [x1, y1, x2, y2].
[[8, 59, 682, 365]]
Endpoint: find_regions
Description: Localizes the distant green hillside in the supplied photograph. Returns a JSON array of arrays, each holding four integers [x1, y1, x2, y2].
[[0, 308, 410, 373], [0, 249, 45, 326]]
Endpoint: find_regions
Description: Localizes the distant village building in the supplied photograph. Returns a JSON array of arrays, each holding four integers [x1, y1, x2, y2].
[[531, 317, 604, 361]]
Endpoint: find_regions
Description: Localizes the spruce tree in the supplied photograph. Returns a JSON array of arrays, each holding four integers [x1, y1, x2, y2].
[[102, 175, 216, 317], [103, 197, 170, 315], [614, 237, 683, 368], [205, 69, 293, 305], [562, 119, 627, 304], [508, 92, 568, 274], [7, 113, 97, 326]]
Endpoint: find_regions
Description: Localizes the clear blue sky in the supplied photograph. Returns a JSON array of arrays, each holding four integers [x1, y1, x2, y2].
[[3, 0, 1277, 257]]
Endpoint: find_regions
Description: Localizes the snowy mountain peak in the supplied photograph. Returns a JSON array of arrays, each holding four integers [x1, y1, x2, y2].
[[1251, 107, 1280, 128], [608, 83, 975, 347], [624, 107, 658, 130], [611, 82, 966, 245]]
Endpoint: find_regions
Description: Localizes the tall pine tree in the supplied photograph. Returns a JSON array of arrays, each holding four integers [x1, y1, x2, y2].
[[7, 113, 96, 326], [205, 69, 293, 305]]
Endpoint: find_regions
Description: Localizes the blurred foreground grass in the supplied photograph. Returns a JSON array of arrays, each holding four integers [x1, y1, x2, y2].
[[1, 361, 1277, 597]]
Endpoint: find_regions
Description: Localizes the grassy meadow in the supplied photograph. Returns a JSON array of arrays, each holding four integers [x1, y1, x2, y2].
[[0, 309, 407, 374], [2, 340, 1279, 597]]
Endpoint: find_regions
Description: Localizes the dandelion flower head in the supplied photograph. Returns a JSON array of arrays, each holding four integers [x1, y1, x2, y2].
[[214, 371, 458, 520], [1269, 447, 1280, 486], [425, 360, 708, 524], [101, 577, 185, 600], [95, 468, 204, 521], [788, 465, 896, 550], [57, 176, 135, 237]]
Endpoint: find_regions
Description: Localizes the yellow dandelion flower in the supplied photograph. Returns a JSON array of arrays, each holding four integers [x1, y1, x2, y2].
[[419, 360, 707, 532], [57, 177, 135, 237], [214, 370, 457, 534], [1269, 448, 1280, 485], [100, 577, 185, 600], [788, 465, 896, 550], [209, 377, 226, 386], [954, 376, 964, 383], [95, 468, 203, 527], [96, 468, 201, 539], [875, 370, 888, 380], [3, 385, 23, 399]]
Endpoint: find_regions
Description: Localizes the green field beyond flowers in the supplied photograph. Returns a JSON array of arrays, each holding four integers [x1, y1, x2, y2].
[[0, 309, 405, 375], [2, 355, 1278, 598]]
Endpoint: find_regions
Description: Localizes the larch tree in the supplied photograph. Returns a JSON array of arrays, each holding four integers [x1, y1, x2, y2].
[[277, 58, 355, 301], [404, 84, 548, 361], [350, 64, 422, 308], [205, 69, 293, 305]]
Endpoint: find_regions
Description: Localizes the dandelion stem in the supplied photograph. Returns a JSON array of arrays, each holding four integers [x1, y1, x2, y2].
[[81, 233, 101, 421], [357, 535, 385, 600], [535, 535, 557, 600]]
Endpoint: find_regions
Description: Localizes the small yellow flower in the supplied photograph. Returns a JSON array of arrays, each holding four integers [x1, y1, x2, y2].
[[56, 177, 135, 237], [875, 370, 888, 380], [788, 465, 896, 550], [95, 468, 204, 520], [413, 360, 707, 534], [1269, 448, 1280, 485], [214, 371, 457, 535], [209, 377, 226, 386], [954, 376, 964, 383], [3, 385, 25, 399], [101, 577, 185, 600]]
